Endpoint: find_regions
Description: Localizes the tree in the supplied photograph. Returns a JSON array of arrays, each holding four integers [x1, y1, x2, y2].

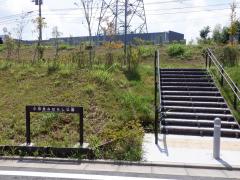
[[52, 26, 62, 58], [75, 1, 99, 66], [200, 26, 211, 40], [103, 22, 115, 66], [3, 27, 15, 61], [14, 12, 32, 62], [222, 26, 230, 43], [212, 24, 223, 43], [32, 17, 47, 62], [229, 1, 238, 45]]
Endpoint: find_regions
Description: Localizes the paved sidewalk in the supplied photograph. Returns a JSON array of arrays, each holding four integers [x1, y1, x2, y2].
[[142, 134, 240, 169], [0, 159, 240, 179]]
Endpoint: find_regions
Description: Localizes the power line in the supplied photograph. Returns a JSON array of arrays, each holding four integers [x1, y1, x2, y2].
[[145, 2, 238, 12], [147, 7, 235, 16], [144, 0, 225, 5], [0, 6, 234, 22], [145, 0, 192, 5]]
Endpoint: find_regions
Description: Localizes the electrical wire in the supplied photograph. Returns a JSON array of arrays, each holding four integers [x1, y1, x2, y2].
[[145, 2, 239, 12]]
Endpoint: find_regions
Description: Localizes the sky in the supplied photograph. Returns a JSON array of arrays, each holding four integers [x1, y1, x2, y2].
[[0, 0, 239, 42]]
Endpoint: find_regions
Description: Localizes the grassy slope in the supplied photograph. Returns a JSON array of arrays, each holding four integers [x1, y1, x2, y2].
[[0, 59, 149, 160], [217, 66, 240, 121]]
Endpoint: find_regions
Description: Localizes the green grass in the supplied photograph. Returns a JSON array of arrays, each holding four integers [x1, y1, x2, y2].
[[212, 66, 240, 122], [0, 59, 146, 160]]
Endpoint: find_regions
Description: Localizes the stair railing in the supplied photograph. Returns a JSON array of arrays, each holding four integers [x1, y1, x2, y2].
[[205, 48, 240, 110], [154, 50, 162, 145]]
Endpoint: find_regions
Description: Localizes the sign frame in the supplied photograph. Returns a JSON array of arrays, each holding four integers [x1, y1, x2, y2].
[[25, 105, 84, 147]]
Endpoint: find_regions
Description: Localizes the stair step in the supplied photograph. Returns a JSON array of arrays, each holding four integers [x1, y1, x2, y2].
[[162, 119, 239, 129], [161, 82, 215, 87], [163, 95, 224, 102], [162, 101, 227, 108], [162, 91, 221, 96], [159, 68, 240, 138], [161, 78, 213, 82], [163, 106, 231, 114], [161, 126, 240, 138], [161, 71, 208, 75], [162, 86, 218, 91], [161, 74, 211, 78], [164, 112, 234, 121], [160, 68, 206, 71]]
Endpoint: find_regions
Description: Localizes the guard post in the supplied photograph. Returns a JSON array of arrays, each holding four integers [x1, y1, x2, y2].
[[213, 118, 221, 159]]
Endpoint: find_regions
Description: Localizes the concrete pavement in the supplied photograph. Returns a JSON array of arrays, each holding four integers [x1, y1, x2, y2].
[[0, 159, 239, 179], [143, 134, 240, 169]]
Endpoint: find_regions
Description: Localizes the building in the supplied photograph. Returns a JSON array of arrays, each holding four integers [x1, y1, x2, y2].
[[53, 31, 184, 45], [23, 31, 185, 45], [0, 35, 8, 44]]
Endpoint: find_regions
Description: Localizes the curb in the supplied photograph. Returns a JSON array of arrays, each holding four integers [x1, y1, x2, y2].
[[1, 156, 240, 171]]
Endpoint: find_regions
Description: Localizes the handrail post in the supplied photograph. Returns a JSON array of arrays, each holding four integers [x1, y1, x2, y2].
[[154, 51, 158, 145], [209, 56, 212, 68], [221, 65, 224, 87], [234, 83, 238, 110], [26, 106, 31, 145], [205, 53, 208, 69]]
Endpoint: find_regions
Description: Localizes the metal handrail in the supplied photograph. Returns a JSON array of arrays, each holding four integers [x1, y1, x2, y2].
[[206, 48, 240, 108], [154, 50, 162, 145], [157, 50, 162, 111]]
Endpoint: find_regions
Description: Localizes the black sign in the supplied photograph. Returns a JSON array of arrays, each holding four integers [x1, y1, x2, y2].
[[26, 106, 82, 113], [25, 105, 84, 147]]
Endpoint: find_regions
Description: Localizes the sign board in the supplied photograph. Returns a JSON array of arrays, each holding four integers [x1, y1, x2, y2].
[[25, 105, 84, 147]]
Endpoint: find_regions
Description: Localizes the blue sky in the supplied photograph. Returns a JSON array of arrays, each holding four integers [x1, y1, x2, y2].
[[0, 0, 239, 42]]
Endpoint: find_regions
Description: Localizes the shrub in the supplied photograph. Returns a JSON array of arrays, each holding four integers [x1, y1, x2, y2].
[[59, 44, 74, 51], [0, 45, 5, 52], [103, 41, 123, 66], [138, 46, 155, 58], [102, 121, 144, 161], [167, 43, 186, 57], [0, 61, 12, 71], [132, 38, 145, 46], [37, 45, 45, 60], [91, 70, 112, 86], [127, 46, 140, 71], [83, 84, 95, 95], [59, 68, 73, 78], [59, 44, 68, 50], [118, 92, 152, 121], [47, 62, 60, 74], [88, 135, 101, 158], [41, 113, 59, 130], [183, 49, 193, 59], [222, 45, 239, 66]]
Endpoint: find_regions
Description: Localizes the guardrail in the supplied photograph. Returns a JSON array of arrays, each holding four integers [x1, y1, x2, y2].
[[205, 48, 240, 110], [154, 50, 162, 145]]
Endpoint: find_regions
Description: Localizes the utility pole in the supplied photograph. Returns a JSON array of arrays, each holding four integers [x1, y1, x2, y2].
[[124, 0, 128, 64], [39, 0, 42, 42], [115, 0, 119, 34], [32, 0, 43, 43], [32, 0, 43, 61]]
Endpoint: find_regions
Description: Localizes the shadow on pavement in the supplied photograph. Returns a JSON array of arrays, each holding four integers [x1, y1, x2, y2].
[[157, 134, 169, 156]]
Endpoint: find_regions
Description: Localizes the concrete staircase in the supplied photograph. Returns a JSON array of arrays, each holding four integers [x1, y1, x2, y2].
[[160, 68, 240, 138]]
